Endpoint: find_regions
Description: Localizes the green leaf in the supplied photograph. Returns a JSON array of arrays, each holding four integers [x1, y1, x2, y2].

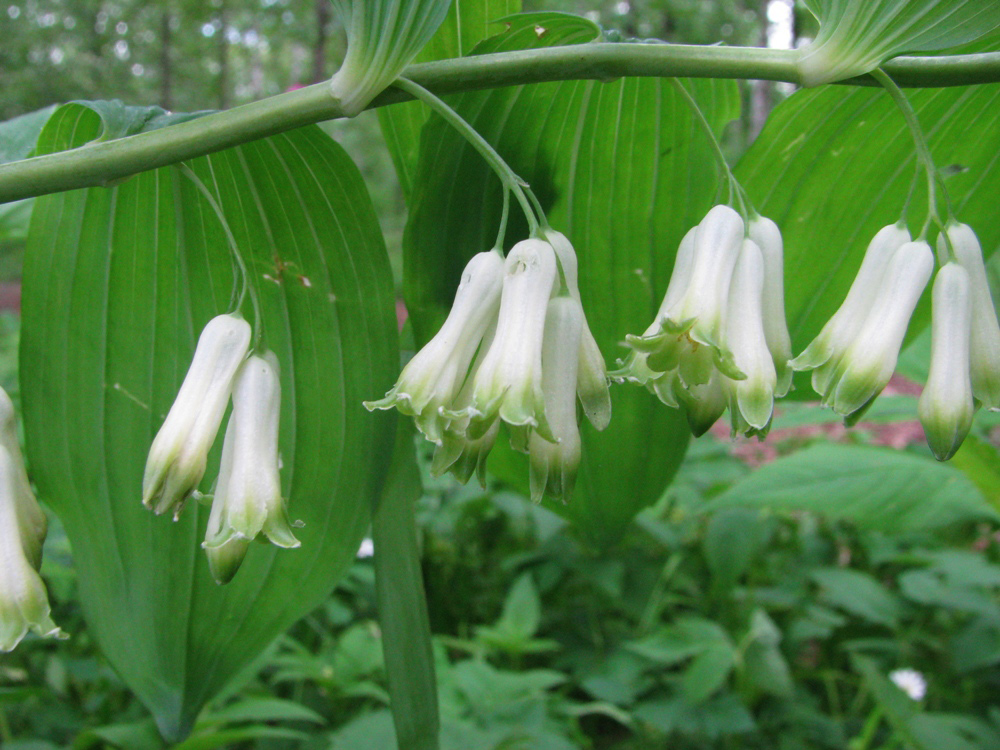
[[373, 425, 440, 750], [702, 508, 769, 591], [738, 83, 1000, 401], [405, 13, 741, 545], [379, 0, 523, 198], [810, 568, 902, 627], [22, 101, 398, 740], [707, 444, 998, 532], [798, 0, 1000, 85]]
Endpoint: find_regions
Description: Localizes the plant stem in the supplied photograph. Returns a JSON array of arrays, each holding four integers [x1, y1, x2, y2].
[[2, 45, 999, 205], [870, 68, 944, 243], [668, 78, 750, 223], [393, 76, 538, 236]]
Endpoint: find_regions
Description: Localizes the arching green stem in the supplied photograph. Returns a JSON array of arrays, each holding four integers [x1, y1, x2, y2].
[[175, 163, 262, 343], [393, 76, 539, 238]]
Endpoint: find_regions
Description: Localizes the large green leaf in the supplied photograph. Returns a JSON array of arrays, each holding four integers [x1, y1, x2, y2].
[[404, 14, 741, 546], [378, 0, 522, 198], [706, 443, 998, 532], [22, 102, 398, 739], [737, 82, 1000, 399]]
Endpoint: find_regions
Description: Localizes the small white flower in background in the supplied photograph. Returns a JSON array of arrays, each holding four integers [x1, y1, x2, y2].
[[203, 352, 300, 585], [791, 223, 911, 397], [919, 263, 974, 461], [0, 444, 64, 651], [822, 241, 934, 421], [890, 668, 927, 702], [365, 250, 504, 445], [356, 538, 374, 559], [941, 222, 1000, 411], [529, 297, 584, 504], [143, 313, 251, 520]]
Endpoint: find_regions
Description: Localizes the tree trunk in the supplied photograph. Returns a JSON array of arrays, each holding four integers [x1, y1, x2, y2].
[[312, 0, 331, 84], [160, 9, 173, 110]]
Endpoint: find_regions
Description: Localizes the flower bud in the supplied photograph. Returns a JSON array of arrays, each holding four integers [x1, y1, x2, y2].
[[919, 264, 974, 461], [365, 251, 504, 444], [940, 222, 1000, 410], [203, 352, 299, 585], [0, 446, 64, 651], [529, 297, 583, 504], [830, 241, 934, 417], [468, 239, 558, 438], [143, 314, 251, 519]]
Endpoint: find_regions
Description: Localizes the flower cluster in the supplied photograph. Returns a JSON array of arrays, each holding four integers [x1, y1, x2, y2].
[[142, 314, 299, 584], [367, 232, 611, 503], [614, 205, 792, 438], [791, 224, 934, 424], [0, 387, 65, 651]]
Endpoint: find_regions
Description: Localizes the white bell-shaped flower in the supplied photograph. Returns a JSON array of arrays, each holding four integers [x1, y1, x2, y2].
[[826, 241, 934, 419], [0, 446, 64, 651], [543, 229, 612, 431], [143, 314, 251, 519], [365, 250, 504, 444], [203, 352, 299, 585], [467, 239, 558, 438], [723, 239, 778, 436], [748, 215, 793, 397], [529, 297, 584, 504], [919, 263, 974, 461], [940, 222, 1000, 410], [0, 388, 45, 570]]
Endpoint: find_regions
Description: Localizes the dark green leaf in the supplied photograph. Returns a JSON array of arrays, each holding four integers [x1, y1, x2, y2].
[[707, 444, 998, 531], [23, 101, 398, 740]]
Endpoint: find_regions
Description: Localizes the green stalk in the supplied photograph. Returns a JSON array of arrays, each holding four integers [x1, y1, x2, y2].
[[2, 45, 1000, 205], [394, 76, 539, 236]]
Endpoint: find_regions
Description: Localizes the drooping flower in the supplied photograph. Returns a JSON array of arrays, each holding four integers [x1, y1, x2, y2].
[[723, 239, 777, 436], [529, 297, 584, 504], [748, 215, 793, 397], [143, 313, 251, 519], [203, 352, 300, 585], [0, 388, 45, 570], [791, 223, 912, 396], [919, 263, 974, 461], [820, 241, 935, 420], [0, 445, 64, 651], [542, 229, 612, 430], [940, 222, 1000, 410], [466, 239, 559, 439], [365, 250, 504, 444]]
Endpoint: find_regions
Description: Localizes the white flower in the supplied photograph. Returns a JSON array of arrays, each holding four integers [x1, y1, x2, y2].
[[940, 222, 1000, 410], [723, 239, 777, 436], [203, 352, 300, 585], [543, 229, 611, 431], [919, 263, 974, 461], [365, 250, 504, 444], [529, 297, 584, 504], [0, 445, 64, 651], [748, 216, 793, 397], [792, 223, 911, 397], [825, 241, 935, 420], [143, 314, 251, 519], [0, 388, 45, 570], [467, 239, 559, 438], [890, 668, 927, 702]]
